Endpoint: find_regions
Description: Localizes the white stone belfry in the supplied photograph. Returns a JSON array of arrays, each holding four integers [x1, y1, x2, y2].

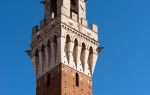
[[30, 0, 100, 79]]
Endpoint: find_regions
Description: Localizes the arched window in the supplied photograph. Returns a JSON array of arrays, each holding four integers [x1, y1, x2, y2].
[[76, 73, 79, 87], [71, 0, 76, 6], [47, 74, 51, 87], [50, 0, 57, 17], [65, 35, 71, 63], [73, 39, 78, 66], [70, 0, 79, 20]]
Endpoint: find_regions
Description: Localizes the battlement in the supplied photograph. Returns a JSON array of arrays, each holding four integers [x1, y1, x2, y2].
[[32, 14, 99, 44], [61, 14, 98, 41], [81, 18, 98, 32]]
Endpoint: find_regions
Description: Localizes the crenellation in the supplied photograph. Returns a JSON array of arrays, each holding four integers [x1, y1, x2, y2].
[[61, 14, 98, 41], [31, 24, 60, 48], [91, 23, 98, 32], [40, 19, 46, 29], [32, 25, 39, 33], [61, 23, 98, 45], [81, 18, 88, 27], [31, 22, 98, 50]]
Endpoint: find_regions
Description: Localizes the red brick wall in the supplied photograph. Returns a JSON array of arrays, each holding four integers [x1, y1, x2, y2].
[[36, 65, 61, 95], [36, 64, 92, 95], [61, 64, 92, 95]]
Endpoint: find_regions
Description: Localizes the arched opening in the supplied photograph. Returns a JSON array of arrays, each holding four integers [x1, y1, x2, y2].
[[76, 73, 79, 87], [53, 36, 57, 64], [47, 40, 51, 68], [73, 39, 78, 66], [50, 0, 57, 18], [70, 0, 79, 21], [80, 43, 86, 70], [88, 47, 94, 72], [65, 35, 71, 63], [35, 49, 39, 76], [41, 44, 46, 72], [71, 0, 76, 6]]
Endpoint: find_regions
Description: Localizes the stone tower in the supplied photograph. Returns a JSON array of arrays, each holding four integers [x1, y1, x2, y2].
[[29, 0, 100, 95]]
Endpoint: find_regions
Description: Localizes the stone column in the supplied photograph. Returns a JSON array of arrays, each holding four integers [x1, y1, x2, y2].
[[32, 56, 36, 74], [76, 45, 84, 72], [68, 41, 76, 69], [91, 53, 98, 74], [32, 51, 40, 78], [44, 47, 50, 73], [61, 36, 68, 65], [84, 49, 91, 75], [56, 37, 61, 65], [50, 42, 55, 68], [38, 51, 43, 77], [73, 45, 78, 67]]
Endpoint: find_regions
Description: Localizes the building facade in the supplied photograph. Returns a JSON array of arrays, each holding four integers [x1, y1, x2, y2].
[[29, 0, 100, 95]]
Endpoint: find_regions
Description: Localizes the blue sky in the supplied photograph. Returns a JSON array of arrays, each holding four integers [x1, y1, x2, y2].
[[0, 0, 150, 95]]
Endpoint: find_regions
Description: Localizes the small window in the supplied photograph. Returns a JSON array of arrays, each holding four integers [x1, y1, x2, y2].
[[71, 0, 76, 6], [47, 74, 51, 87], [70, 0, 79, 18], [76, 73, 79, 87], [50, 0, 57, 17]]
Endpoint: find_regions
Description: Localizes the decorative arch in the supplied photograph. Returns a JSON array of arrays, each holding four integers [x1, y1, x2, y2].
[[64, 33, 73, 41], [66, 34, 71, 43]]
